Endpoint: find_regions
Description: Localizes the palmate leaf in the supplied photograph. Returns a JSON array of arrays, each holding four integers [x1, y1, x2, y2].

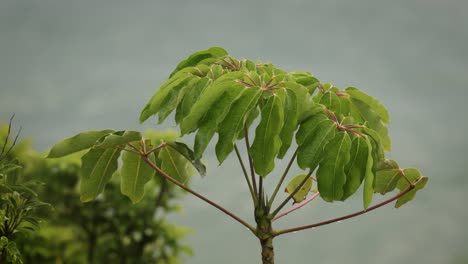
[[169, 47, 228, 77], [296, 113, 337, 170], [341, 136, 369, 200], [250, 93, 284, 177], [316, 132, 352, 202], [159, 146, 193, 183], [277, 87, 301, 158], [216, 86, 262, 164], [180, 72, 245, 135], [363, 136, 375, 209], [80, 147, 121, 202], [194, 84, 245, 159], [94, 130, 142, 149], [139, 74, 198, 123], [394, 168, 428, 208], [166, 141, 206, 176], [47, 129, 114, 158], [120, 141, 156, 204], [346, 87, 390, 123], [175, 77, 211, 124], [285, 174, 313, 203], [373, 159, 401, 194]]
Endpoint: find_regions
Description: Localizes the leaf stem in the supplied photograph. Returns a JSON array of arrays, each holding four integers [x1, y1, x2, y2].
[[268, 150, 297, 208], [274, 177, 423, 236], [234, 145, 257, 205], [115, 146, 141, 155], [142, 154, 256, 233], [145, 143, 167, 156], [270, 170, 313, 218], [273, 192, 320, 221], [244, 126, 258, 198]]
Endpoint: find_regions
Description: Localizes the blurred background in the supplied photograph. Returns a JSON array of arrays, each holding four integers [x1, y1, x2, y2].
[[1, 0, 467, 263]]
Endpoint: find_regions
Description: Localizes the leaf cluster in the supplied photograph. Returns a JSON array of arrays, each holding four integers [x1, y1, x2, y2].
[[138, 47, 427, 208]]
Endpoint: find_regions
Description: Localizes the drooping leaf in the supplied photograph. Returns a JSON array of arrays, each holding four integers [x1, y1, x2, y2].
[[250, 93, 284, 177], [373, 159, 401, 194], [194, 84, 245, 158], [296, 115, 337, 170], [80, 147, 121, 202], [180, 73, 244, 134], [363, 136, 375, 209], [166, 141, 206, 176], [94, 130, 142, 149], [296, 112, 328, 146], [159, 145, 193, 183], [341, 136, 369, 200], [285, 174, 313, 203], [47, 130, 114, 158], [215, 87, 262, 164], [139, 74, 196, 123], [170, 47, 228, 77], [316, 132, 351, 202], [175, 77, 211, 124], [282, 81, 309, 120], [278, 88, 298, 158], [120, 141, 156, 204], [395, 168, 428, 208], [346, 87, 390, 123]]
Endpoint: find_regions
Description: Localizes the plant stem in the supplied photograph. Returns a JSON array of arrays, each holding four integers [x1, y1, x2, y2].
[[274, 177, 423, 236], [268, 150, 297, 208], [234, 145, 257, 205], [273, 192, 320, 221], [270, 170, 313, 217], [142, 155, 256, 233]]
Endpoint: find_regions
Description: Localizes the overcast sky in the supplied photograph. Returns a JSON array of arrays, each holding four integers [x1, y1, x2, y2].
[[1, 1, 467, 263]]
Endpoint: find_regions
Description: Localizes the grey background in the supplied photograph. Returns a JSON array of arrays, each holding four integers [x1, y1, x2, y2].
[[1, 0, 467, 263]]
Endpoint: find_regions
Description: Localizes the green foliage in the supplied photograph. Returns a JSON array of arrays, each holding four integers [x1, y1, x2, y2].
[[136, 46, 427, 208]]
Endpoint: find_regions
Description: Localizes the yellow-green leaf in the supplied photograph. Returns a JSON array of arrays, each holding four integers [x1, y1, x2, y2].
[[285, 174, 313, 203]]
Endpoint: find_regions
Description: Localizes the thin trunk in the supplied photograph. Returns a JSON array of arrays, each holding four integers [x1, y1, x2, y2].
[[260, 236, 274, 264], [87, 232, 96, 264]]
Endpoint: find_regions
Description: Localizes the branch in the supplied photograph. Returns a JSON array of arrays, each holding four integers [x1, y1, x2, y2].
[[274, 177, 423, 236], [268, 150, 297, 208], [270, 170, 313, 217], [142, 154, 256, 233], [234, 145, 257, 205], [0, 114, 21, 161], [273, 192, 320, 221]]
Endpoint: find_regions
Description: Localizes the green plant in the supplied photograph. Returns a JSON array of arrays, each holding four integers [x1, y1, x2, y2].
[[48, 47, 428, 263], [0, 116, 50, 264]]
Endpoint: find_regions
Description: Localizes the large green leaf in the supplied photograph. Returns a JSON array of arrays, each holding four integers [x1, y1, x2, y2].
[[278, 88, 298, 158], [250, 93, 284, 177], [159, 146, 193, 183], [351, 99, 391, 151], [139, 74, 196, 123], [94, 130, 142, 149], [80, 148, 121, 202], [120, 141, 156, 204], [373, 159, 401, 194], [170, 47, 228, 77], [363, 136, 375, 209], [47, 130, 114, 158], [285, 174, 313, 203], [395, 168, 428, 208], [180, 73, 244, 134], [346, 87, 390, 123], [175, 77, 211, 124], [157, 76, 202, 123], [194, 84, 245, 158], [316, 132, 351, 202], [166, 141, 206, 176], [296, 115, 337, 170], [341, 136, 369, 200], [296, 112, 328, 146], [215, 87, 262, 163]]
